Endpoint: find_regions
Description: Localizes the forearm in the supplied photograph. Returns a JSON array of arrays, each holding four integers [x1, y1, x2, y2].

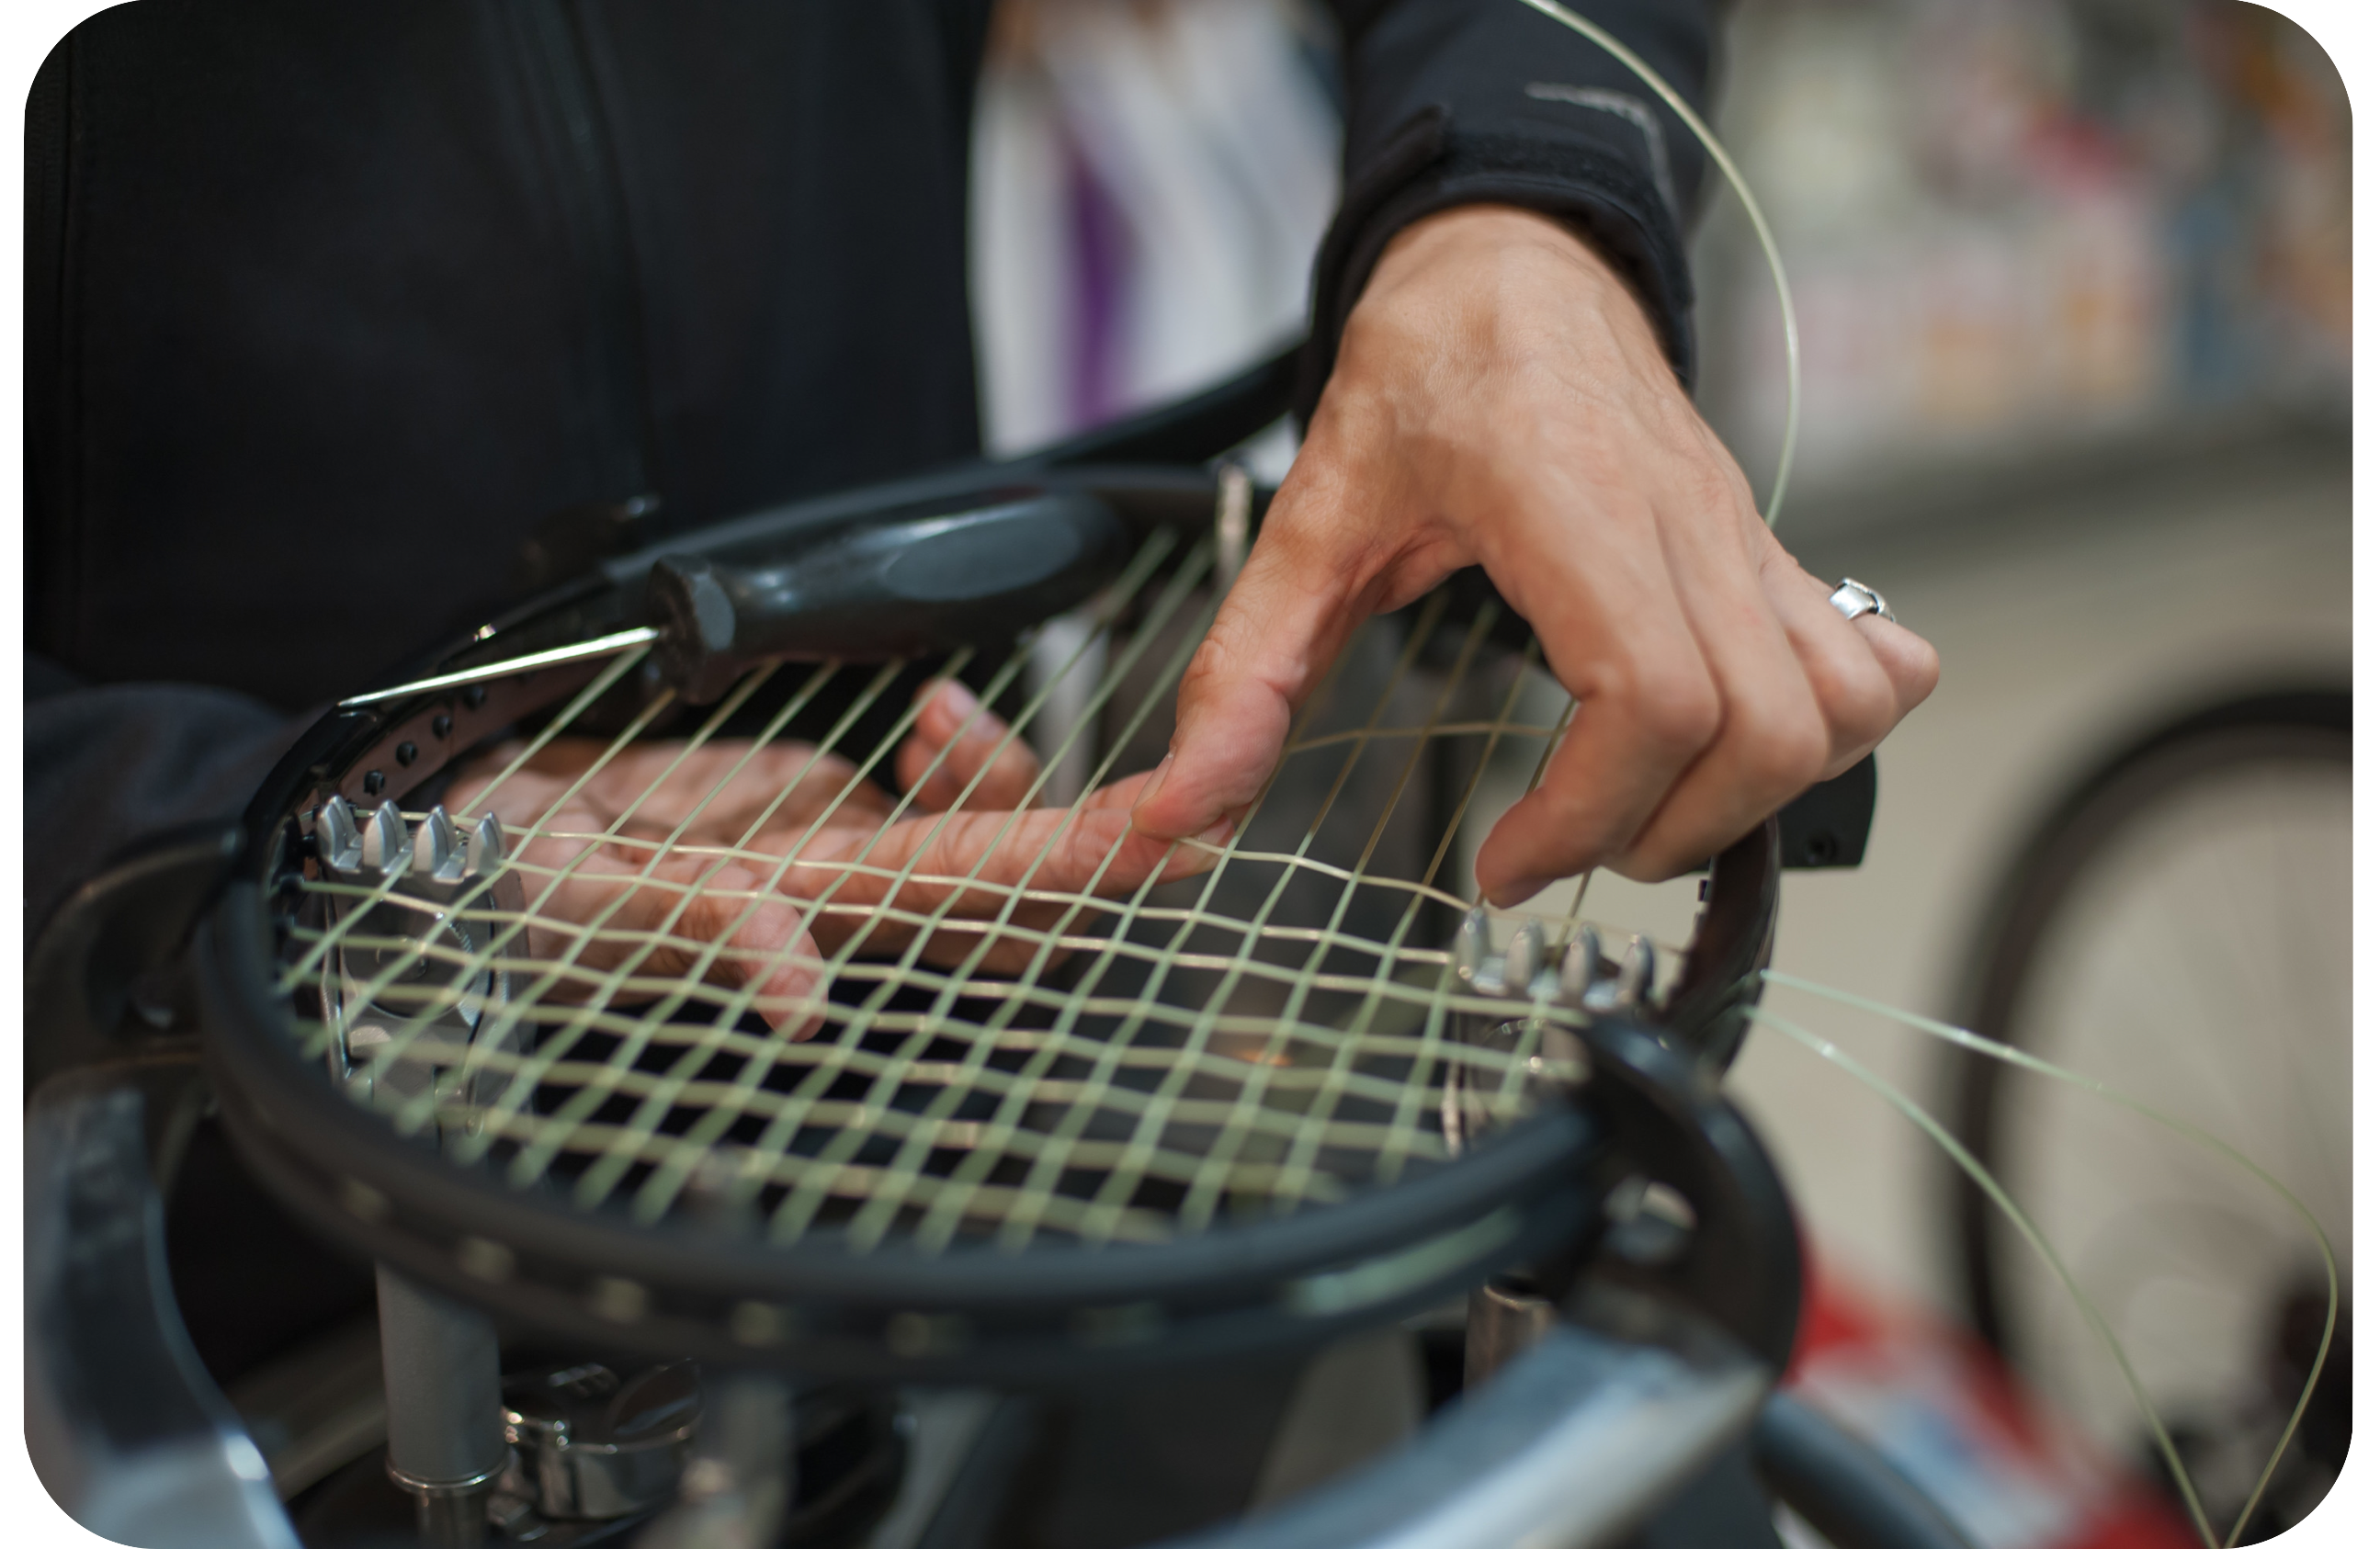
[[1309, 0, 1718, 414]]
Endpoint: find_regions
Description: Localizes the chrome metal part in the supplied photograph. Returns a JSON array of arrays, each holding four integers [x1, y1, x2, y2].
[[1445, 912, 1678, 1158], [1620, 935, 1657, 1004], [1755, 1392, 1982, 1549], [316, 797, 364, 875], [1560, 928, 1599, 1003], [416, 807, 466, 884], [26, 1068, 303, 1549], [363, 800, 411, 879], [1603, 1174, 1695, 1269], [1449, 910, 1650, 1012], [318, 808, 522, 1123], [633, 1374, 793, 1549], [485, 1487, 544, 1543], [1452, 907, 1489, 983], [467, 813, 508, 881], [1441, 1016, 1589, 1157], [1502, 921, 1547, 999], [377, 1265, 508, 1549], [1826, 577, 1896, 625], [223, 1317, 388, 1501], [338, 626, 661, 709], [393, 1469, 507, 1549], [1147, 1311, 1769, 1549], [1585, 934, 1657, 1014], [1465, 1280, 1558, 1389], [498, 1362, 701, 1521], [859, 1391, 1003, 1549]]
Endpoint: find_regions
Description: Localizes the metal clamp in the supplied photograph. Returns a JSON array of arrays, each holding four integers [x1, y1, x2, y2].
[[387, 1455, 511, 1549], [1439, 910, 1657, 1158], [312, 797, 524, 1132], [26, 1070, 301, 1549], [498, 1362, 702, 1523]]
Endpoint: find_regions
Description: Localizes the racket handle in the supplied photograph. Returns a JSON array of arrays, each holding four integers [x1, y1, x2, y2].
[[646, 490, 1129, 703]]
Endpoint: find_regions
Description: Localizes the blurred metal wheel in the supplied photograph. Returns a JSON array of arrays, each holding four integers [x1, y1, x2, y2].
[[1945, 691, 2350, 1543]]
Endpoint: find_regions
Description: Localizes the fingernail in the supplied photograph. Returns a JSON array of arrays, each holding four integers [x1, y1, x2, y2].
[[937, 680, 993, 740], [1193, 816, 1234, 846], [1139, 752, 1174, 807]]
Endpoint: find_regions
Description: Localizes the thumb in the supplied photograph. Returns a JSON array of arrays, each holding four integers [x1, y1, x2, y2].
[[1131, 498, 1367, 842]]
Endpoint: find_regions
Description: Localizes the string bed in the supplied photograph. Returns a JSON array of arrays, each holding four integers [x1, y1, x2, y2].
[[263, 0, 1788, 1279], [276, 536, 1670, 1258]]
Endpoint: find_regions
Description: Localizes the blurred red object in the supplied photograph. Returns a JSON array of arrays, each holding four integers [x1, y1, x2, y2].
[[1785, 1256, 2201, 1549]]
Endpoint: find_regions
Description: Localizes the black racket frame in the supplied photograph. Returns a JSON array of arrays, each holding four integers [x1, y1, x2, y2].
[[190, 356, 1796, 1386]]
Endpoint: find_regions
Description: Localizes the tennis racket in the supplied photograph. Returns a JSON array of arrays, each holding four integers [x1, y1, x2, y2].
[[189, 445, 1793, 1395]]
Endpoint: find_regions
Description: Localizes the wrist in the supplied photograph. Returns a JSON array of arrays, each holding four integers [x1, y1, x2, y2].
[[1362, 203, 1659, 335], [1376, 203, 1573, 282]]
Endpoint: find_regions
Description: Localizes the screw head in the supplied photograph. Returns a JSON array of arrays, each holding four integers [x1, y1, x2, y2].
[[430, 713, 453, 739], [462, 685, 488, 709], [361, 770, 387, 797], [394, 741, 418, 767]]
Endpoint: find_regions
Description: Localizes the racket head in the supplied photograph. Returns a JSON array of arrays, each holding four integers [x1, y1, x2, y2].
[[195, 465, 1774, 1385]]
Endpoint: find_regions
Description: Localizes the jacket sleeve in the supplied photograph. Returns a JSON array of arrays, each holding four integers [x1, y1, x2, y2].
[[24, 656, 306, 942], [1303, 0, 1718, 419]]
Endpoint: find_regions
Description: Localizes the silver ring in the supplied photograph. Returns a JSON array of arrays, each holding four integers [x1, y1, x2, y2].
[[1828, 578, 1895, 625]]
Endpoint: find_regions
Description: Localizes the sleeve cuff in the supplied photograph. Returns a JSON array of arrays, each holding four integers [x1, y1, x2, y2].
[[1296, 104, 1699, 426]]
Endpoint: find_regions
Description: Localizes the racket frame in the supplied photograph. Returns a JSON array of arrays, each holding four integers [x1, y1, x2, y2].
[[195, 458, 1783, 1385]]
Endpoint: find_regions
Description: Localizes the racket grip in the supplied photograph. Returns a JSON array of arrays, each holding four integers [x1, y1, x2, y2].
[[646, 490, 1129, 703]]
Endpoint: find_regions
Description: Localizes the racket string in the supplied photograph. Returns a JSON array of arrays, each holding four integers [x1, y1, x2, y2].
[[704, 539, 1228, 1247], [282, 645, 664, 997], [291, 575, 1664, 1252], [1172, 595, 1501, 1230], [303, 650, 750, 1129], [434, 658, 846, 1148], [1009, 592, 1449, 1248]]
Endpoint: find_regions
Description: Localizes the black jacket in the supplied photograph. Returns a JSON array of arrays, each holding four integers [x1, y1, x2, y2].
[[23, 0, 1715, 935]]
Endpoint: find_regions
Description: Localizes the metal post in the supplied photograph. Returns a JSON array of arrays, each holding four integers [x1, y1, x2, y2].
[[1465, 1277, 1558, 1389], [376, 1264, 507, 1548], [634, 1372, 794, 1549]]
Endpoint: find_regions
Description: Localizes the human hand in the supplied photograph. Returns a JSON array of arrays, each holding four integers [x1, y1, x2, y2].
[[1131, 204, 1938, 903], [447, 681, 1218, 1037]]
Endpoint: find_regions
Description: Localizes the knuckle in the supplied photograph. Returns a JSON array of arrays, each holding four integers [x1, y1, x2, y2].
[[1603, 658, 1721, 757], [1676, 454, 1753, 520], [1822, 657, 1899, 749], [1904, 634, 1944, 699], [1174, 631, 1241, 706], [1502, 340, 1578, 402], [1735, 700, 1830, 793], [1794, 619, 1901, 743]]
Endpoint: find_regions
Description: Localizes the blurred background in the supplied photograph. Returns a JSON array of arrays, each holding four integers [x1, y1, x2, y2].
[[968, 1, 2351, 1543]]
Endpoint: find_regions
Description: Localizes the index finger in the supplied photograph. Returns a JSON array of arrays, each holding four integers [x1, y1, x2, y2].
[[1132, 471, 1372, 842], [797, 774, 1220, 947]]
